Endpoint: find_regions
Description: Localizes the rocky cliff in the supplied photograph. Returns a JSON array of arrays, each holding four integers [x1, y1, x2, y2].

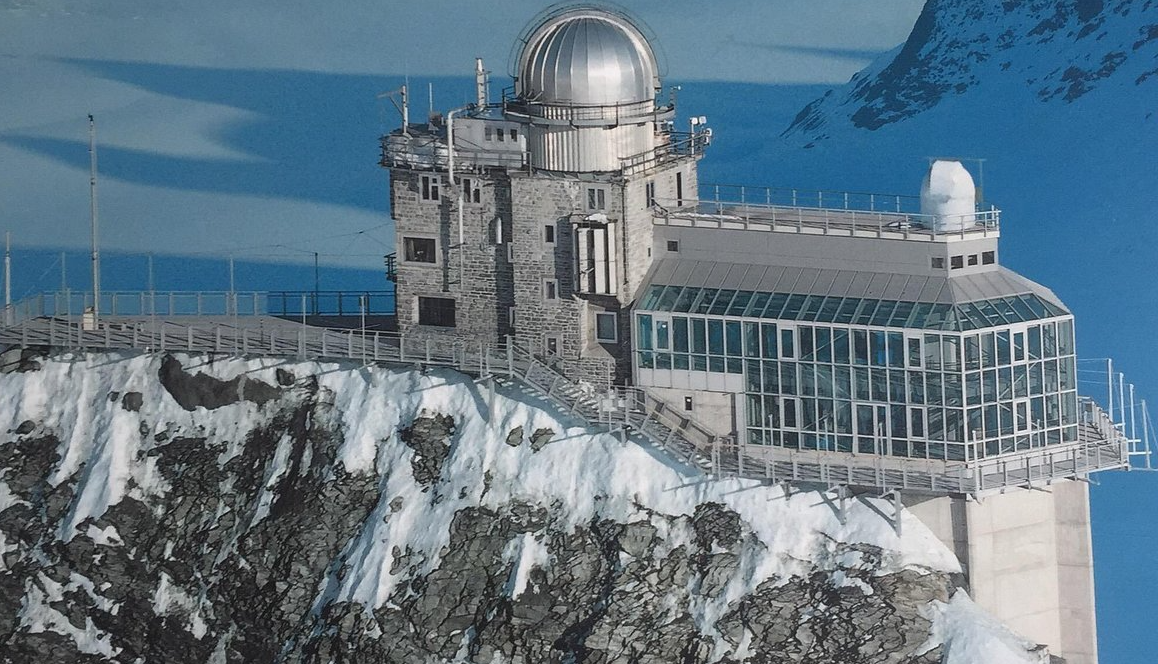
[[0, 352, 1043, 663], [784, 0, 1158, 143]]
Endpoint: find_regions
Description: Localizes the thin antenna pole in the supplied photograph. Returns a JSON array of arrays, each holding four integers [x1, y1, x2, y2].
[[60, 251, 67, 291], [475, 58, 488, 107], [1107, 358, 1114, 422], [1130, 383, 1137, 441], [1119, 373, 1126, 429], [313, 252, 319, 316], [4, 231, 11, 325], [402, 84, 409, 132], [1143, 399, 1152, 470], [429, 82, 434, 115], [228, 255, 235, 316], [147, 253, 154, 292], [88, 114, 101, 322]]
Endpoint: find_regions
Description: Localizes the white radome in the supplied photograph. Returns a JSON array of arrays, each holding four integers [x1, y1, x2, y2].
[[921, 160, 977, 232]]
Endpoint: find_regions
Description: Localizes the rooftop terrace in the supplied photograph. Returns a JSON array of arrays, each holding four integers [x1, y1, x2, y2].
[[658, 185, 1001, 243]]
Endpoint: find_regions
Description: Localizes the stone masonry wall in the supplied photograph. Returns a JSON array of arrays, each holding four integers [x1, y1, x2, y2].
[[392, 167, 514, 351]]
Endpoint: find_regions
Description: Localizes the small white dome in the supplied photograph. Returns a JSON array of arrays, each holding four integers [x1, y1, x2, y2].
[[920, 160, 977, 232], [516, 7, 659, 106]]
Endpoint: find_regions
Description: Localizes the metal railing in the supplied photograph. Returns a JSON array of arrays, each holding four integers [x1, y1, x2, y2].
[[0, 313, 1135, 497], [620, 130, 711, 176], [651, 184, 1001, 242], [1, 290, 395, 328], [502, 91, 672, 126], [654, 199, 1000, 243]]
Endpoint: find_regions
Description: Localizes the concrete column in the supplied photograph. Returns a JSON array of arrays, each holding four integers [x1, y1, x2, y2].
[[905, 480, 1098, 664]]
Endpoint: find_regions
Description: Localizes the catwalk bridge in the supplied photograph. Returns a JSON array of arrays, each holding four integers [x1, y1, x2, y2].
[[0, 290, 1147, 502]]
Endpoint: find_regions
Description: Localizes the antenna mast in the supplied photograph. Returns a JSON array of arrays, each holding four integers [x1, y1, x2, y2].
[[88, 115, 101, 322]]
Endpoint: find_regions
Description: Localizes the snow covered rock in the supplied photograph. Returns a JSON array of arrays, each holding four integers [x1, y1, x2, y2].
[[784, 0, 1158, 143], [0, 352, 1045, 662]]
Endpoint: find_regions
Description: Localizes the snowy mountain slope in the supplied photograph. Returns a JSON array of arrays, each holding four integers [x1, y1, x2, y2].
[[0, 351, 1042, 663], [783, 0, 1158, 142]]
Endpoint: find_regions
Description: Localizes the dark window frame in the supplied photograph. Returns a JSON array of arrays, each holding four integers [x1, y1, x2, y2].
[[402, 236, 437, 264], [417, 296, 456, 327]]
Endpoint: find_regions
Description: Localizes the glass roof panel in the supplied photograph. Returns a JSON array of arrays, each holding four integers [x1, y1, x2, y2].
[[692, 288, 718, 314], [639, 284, 1073, 330], [655, 286, 682, 311], [746, 292, 771, 317], [801, 295, 825, 320], [672, 286, 699, 312], [728, 291, 754, 316], [853, 299, 880, 325], [870, 300, 898, 326], [780, 294, 808, 320], [834, 298, 860, 324], [639, 285, 664, 309], [708, 289, 737, 315], [762, 293, 789, 318], [818, 297, 842, 323]]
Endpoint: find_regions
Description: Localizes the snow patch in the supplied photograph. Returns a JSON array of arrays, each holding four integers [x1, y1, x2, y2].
[[502, 532, 550, 599]]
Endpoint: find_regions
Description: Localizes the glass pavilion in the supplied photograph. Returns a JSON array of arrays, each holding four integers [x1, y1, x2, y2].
[[634, 283, 1078, 462]]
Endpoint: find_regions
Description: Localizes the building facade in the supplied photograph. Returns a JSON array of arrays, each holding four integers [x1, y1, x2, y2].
[[383, 6, 1130, 662]]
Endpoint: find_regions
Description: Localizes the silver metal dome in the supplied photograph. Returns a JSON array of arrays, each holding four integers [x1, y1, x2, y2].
[[517, 8, 659, 106]]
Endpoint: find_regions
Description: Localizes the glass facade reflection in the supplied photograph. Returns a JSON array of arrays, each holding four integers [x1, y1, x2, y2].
[[635, 285, 1078, 461], [637, 284, 1068, 332]]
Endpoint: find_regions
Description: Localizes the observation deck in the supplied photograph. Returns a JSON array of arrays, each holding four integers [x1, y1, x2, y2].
[[656, 184, 1001, 243], [379, 114, 708, 176]]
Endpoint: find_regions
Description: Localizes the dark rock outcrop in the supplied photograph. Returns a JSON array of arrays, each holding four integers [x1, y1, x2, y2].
[[0, 355, 1024, 663]]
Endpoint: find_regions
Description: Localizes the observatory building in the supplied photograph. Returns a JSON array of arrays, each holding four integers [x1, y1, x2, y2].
[[381, 5, 1127, 663]]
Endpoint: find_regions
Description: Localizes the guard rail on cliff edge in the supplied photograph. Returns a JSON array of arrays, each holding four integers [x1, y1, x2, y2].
[[0, 314, 1135, 498]]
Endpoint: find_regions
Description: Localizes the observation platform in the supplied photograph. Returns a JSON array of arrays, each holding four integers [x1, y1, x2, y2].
[[656, 185, 1001, 243], [0, 291, 1144, 500]]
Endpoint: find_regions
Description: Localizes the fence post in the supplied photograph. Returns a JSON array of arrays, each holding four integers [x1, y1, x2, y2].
[[507, 336, 513, 376]]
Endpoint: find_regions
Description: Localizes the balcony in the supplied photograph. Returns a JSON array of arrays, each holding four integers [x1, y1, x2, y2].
[[655, 184, 1001, 243]]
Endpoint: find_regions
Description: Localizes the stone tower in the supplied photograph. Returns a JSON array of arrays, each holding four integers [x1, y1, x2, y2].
[[381, 4, 708, 386]]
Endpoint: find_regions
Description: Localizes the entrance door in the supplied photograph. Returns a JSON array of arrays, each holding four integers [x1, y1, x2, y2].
[[855, 404, 890, 455]]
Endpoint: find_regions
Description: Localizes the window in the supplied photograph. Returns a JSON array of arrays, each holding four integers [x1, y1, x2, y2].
[[595, 312, 617, 343], [950, 255, 964, 269], [420, 175, 440, 201], [506, 243, 515, 262], [982, 251, 996, 265], [508, 306, 516, 327], [417, 296, 455, 327], [509, 128, 518, 141], [484, 127, 492, 141], [586, 187, 607, 211], [497, 128, 505, 142], [931, 256, 945, 269], [675, 172, 684, 206], [544, 334, 562, 357], [666, 240, 679, 252], [575, 221, 618, 295], [403, 237, 436, 264], [463, 178, 480, 203], [543, 279, 558, 300], [968, 254, 979, 266], [646, 181, 656, 207], [684, 396, 694, 411], [544, 224, 556, 244]]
